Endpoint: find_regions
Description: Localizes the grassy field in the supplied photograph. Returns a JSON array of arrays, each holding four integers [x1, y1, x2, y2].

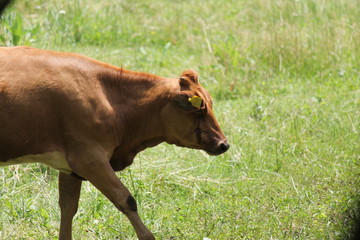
[[1, 0, 359, 239]]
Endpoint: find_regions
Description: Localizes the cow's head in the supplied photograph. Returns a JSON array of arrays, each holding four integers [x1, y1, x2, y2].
[[162, 69, 229, 155]]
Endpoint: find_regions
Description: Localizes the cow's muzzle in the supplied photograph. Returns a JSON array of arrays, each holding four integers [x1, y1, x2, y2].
[[205, 140, 230, 155]]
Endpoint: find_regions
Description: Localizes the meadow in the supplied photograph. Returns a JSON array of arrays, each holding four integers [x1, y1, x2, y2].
[[0, 0, 359, 239]]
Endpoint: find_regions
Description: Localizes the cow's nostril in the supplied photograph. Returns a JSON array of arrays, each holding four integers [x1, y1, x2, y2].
[[219, 142, 230, 153]]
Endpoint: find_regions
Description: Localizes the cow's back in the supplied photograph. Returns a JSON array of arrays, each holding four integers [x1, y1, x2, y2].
[[0, 47, 113, 162]]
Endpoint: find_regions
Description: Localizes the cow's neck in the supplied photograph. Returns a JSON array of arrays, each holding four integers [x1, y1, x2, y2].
[[99, 67, 177, 153]]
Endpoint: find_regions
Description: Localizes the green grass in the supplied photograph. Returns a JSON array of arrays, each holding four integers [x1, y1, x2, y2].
[[1, 0, 359, 239]]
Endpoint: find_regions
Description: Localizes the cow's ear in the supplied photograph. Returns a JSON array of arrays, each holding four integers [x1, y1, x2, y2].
[[173, 93, 204, 112], [173, 93, 197, 112], [179, 69, 199, 90]]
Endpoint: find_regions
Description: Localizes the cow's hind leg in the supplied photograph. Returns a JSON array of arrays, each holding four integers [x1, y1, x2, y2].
[[58, 172, 82, 240], [68, 151, 155, 240]]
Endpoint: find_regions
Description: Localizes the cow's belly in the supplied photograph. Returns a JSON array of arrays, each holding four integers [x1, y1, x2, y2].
[[0, 151, 72, 174]]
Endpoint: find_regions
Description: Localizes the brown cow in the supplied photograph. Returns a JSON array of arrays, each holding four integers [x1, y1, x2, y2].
[[0, 46, 229, 240]]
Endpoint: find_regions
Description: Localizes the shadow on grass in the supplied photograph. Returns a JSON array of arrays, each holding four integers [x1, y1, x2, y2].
[[348, 199, 360, 240], [0, 0, 12, 15]]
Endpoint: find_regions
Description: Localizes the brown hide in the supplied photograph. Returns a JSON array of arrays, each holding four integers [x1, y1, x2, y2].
[[0, 46, 229, 240]]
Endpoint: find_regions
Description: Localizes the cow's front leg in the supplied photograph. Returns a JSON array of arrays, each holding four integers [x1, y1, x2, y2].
[[58, 172, 82, 240], [68, 152, 155, 240]]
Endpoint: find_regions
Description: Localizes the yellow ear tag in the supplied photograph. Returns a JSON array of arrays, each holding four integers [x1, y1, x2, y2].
[[188, 95, 203, 109]]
